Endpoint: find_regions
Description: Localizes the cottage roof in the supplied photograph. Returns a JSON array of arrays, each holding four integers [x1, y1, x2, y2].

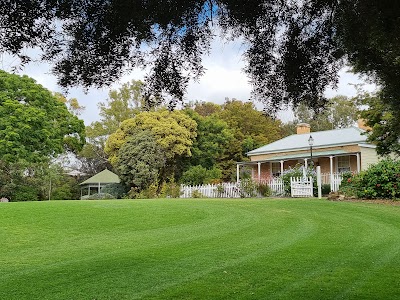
[[79, 169, 120, 185], [247, 126, 368, 156]]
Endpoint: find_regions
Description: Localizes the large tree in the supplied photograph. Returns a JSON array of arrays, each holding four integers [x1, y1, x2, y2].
[[0, 70, 85, 162], [182, 108, 234, 181], [1, 1, 400, 148], [115, 129, 165, 192], [218, 99, 282, 153], [105, 110, 197, 182], [77, 80, 146, 175], [356, 91, 400, 156], [281, 95, 360, 136]]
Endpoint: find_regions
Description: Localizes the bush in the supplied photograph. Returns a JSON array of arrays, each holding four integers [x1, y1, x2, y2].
[[181, 165, 222, 185], [340, 158, 400, 199], [51, 176, 81, 200], [237, 179, 272, 198], [338, 172, 359, 197], [13, 186, 39, 201], [216, 184, 225, 197], [321, 184, 331, 195], [239, 179, 259, 198], [136, 183, 158, 199], [191, 190, 203, 198], [81, 193, 115, 200], [160, 181, 181, 198], [101, 183, 129, 199], [258, 182, 272, 197]]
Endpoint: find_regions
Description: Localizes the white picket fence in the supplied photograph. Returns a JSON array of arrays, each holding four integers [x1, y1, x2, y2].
[[180, 182, 241, 198], [260, 177, 285, 196], [290, 176, 314, 197], [321, 173, 344, 192], [180, 173, 344, 198], [180, 178, 285, 198]]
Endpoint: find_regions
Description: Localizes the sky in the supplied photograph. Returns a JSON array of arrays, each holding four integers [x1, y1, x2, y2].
[[1, 38, 376, 126]]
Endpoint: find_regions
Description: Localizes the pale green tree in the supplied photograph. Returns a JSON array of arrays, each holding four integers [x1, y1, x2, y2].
[[53, 92, 86, 116], [78, 80, 146, 175], [106, 110, 197, 184]]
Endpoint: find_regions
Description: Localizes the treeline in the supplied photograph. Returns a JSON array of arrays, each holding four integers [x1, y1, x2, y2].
[[77, 80, 360, 198], [0, 73, 362, 200], [79, 83, 283, 197]]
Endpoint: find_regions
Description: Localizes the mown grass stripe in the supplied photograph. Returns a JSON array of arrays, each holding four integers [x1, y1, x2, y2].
[[1, 199, 400, 299]]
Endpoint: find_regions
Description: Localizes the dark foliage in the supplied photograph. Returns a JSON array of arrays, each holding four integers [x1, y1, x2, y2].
[[115, 129, 165, 191], [101, 183, 129, 199], [1, 1, 398, 112], [340, 159, 400, 199]]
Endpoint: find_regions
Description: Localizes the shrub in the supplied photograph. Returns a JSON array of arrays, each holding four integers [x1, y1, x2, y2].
[[341, 158, 400, 199], [338, 172, 359, 197], [136, 183, 158, 199], [51, 176, 81, 200], [239, 179, 259, 198], [191, 190, 203, 198], [162, 181, 181, 198], [181, 165, 222, 185], [81, 193, 115, 200], [101, 183, 129, 199], [216, 184, 225, 197], [13, 186, 39, 201], [258, 182, 272, 197], [321, 184, 331, 196]]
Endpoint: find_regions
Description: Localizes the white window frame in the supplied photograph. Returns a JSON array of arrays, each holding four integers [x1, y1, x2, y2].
[[271, 162, 281, 176], [337, 156, 351, 173]]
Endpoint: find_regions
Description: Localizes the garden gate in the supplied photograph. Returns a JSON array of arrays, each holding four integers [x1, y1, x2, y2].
[[290, 176, 313, 197]]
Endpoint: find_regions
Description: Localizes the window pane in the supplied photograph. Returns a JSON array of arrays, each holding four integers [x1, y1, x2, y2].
[[337, 156, 350, 172]]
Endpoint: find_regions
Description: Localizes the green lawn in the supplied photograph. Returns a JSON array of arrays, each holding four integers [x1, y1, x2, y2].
[[1, 199, 400, 299]]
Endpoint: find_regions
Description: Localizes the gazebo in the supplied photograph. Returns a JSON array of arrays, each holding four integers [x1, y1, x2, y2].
[[79, 169, 120, 198]]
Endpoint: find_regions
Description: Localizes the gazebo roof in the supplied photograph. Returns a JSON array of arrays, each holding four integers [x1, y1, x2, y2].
[[79, 169, 120, 185]]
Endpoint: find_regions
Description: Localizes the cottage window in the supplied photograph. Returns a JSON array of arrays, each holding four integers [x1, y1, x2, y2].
[[271, 162, 281, 176], [337, 156, 350, 173]]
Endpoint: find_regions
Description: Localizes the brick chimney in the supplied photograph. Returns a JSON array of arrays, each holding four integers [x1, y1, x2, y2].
[[296, 123, 311, 134], [357, 119, 372, 131]]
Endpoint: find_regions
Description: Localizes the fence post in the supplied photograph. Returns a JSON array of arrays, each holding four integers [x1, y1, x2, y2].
[[316, 166, 322, 199]]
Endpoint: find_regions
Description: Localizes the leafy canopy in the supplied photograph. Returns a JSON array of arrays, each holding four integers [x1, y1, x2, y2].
[[78, 80, 146, 175], [1, 1, 399, 114], [115, 130, 165, 192], [0, 70, 85, 162], [105, 110, 197, 165]]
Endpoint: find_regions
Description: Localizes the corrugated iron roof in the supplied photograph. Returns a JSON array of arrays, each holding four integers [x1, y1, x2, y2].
[[259, 150, 350, 161], [80, 169, 120, 185], [247, 126, 368, 156]]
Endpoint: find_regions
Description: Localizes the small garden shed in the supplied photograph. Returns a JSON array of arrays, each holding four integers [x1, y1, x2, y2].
[[79, 169, 120, 198]]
